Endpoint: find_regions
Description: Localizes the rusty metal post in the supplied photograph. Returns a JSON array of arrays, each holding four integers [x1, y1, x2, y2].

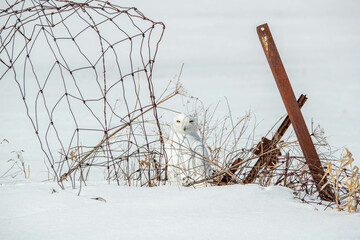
[[221, 94, 306, 185], [257, 23, 334, 201], [243, 94, 307, 184]]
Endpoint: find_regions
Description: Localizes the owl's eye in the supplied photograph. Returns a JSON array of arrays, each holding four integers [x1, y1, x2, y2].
[[176, 120, 180, 123], [189, 120, 194, 123]]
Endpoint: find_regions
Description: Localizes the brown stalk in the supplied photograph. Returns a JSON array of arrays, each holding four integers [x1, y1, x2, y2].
[[59, 90, 179, 181]]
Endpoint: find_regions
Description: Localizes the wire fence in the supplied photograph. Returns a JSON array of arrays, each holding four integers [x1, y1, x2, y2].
[[0, 0, 168, 188]]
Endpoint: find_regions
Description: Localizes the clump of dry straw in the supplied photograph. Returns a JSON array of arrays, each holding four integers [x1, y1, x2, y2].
[[321, 148, 359, 212]]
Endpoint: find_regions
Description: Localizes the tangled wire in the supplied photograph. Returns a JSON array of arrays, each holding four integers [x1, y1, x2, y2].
[[0, 0, 167, 188]]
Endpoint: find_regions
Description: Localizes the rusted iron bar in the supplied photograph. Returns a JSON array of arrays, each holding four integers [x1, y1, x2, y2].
[[256, 23, 335, 201], [243, 94, 307, 184], [242, 138, 279, 184], [219, 94, 307, 184], [220, 95, 306, 184], [219, 158, 242, 184], [273, 94, 307, 143]]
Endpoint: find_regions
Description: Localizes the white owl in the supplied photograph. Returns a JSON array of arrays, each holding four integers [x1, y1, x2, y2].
[[165, 113, 212, 186]]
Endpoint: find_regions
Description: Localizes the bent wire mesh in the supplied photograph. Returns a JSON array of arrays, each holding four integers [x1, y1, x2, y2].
[[0, 0, 167, 188]]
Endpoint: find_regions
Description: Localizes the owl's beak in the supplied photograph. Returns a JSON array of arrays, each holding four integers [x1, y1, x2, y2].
[[183, 127, 186, 131]]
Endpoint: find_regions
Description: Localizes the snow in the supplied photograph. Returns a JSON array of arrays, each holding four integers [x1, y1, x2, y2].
[[0, 0, 360, 239], [1, 182, 360, 240]]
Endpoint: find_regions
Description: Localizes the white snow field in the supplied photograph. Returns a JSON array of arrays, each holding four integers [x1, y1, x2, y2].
[[0, 0, 360, 239], [1, 181, 360, 240]]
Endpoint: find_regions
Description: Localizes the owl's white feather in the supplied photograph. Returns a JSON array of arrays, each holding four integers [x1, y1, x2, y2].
[[165, 113, 212, 186]]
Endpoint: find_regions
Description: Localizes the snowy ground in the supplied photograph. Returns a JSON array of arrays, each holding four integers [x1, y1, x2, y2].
[[1, 0, 360, 239], [1, 181, 360, 240]]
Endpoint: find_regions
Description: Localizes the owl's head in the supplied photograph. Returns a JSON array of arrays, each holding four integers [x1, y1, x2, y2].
[[172, 113, 197, 135]]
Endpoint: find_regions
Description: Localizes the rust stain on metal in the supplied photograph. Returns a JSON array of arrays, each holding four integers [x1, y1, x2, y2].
[[256, 23, 335, 202]]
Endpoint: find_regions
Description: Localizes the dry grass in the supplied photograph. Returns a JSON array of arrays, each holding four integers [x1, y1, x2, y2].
[[1, 147, 30, 180], [321, 148, 359, 212]]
